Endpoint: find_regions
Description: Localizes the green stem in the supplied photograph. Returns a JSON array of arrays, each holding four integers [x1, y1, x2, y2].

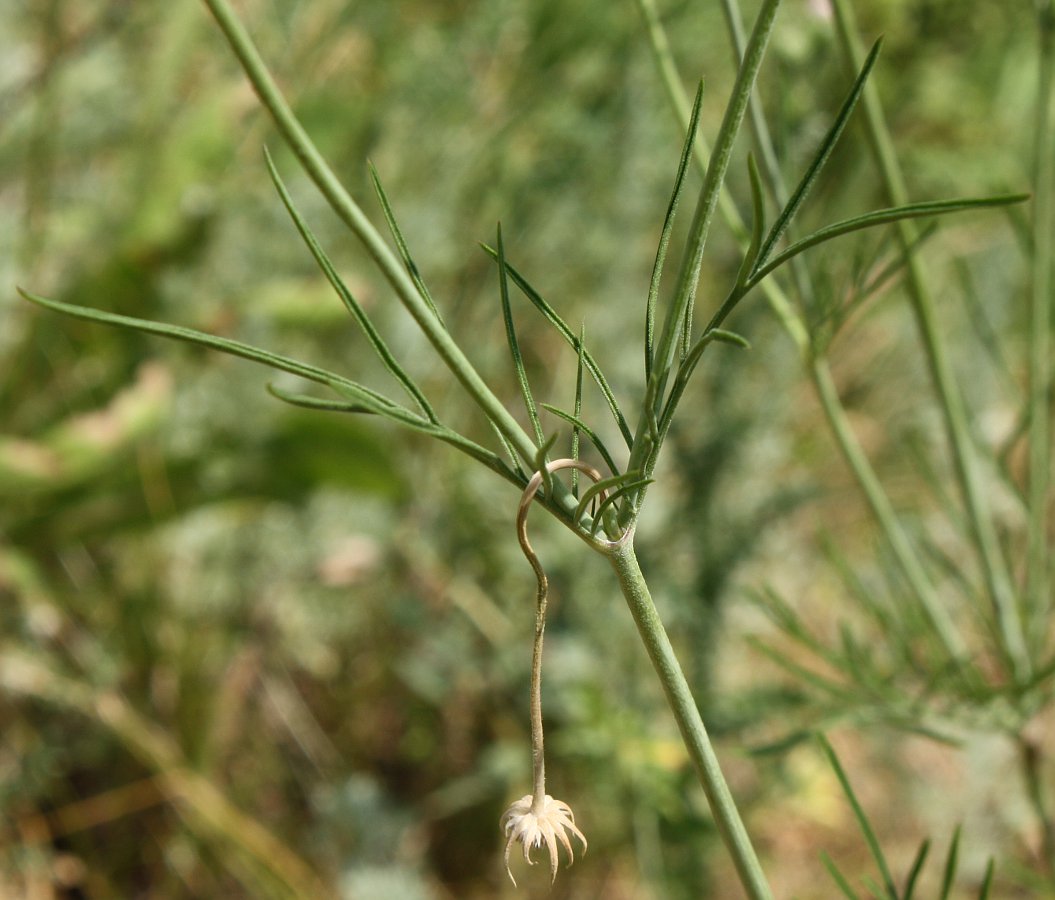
[[627, 0, 783, 492], [199, 0, 579, 513], [1027, 0, 1055, 651], [830, 0, 1031, 682], [608, 541, 773, 900], [637, 0, 964, 663]]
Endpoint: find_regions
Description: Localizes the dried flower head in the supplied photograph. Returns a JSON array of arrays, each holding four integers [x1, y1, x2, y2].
[[500, 793, 587, 886]]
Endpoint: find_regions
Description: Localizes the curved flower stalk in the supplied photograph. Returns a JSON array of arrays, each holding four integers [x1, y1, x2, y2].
[[501, 459, 629, 885]]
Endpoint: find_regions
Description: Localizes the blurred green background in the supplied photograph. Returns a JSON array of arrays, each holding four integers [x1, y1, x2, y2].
[[0, 0, 1046, 897]]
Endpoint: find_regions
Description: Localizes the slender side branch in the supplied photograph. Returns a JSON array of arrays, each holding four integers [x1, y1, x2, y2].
[[608, 542, 773, 900], [626, 0, 784, 513]]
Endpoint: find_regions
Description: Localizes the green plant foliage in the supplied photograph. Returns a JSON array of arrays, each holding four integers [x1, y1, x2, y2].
[[3, 0, 1052, 897]]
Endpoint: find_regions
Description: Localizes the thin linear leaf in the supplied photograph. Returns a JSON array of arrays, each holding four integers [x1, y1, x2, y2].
[[572, 322, 586, 496], [20, 290, 523, 485], [733, 153, 767, 289], [589, 477, 654, 537], [540, 404, 621, 480], [266, 383, 373, 414], [821, 851, 861, 900], [657, 326, 751, 438], [574, 471, 642, 526], [266, 148, 439, 423], [819, 733, 899, 899], [532, 431, 560, 501], [480, 244, 633, 447], [977, 860, 994, 899], [938, 826, 962, 900], [325, 380, 520, 484], [324, 379, 443, 428], [752, 38, 882, 275], [746, 194, 1030, 290], [902, 838, 930, 900], [19, 289, 396, 405], [368, 161, 445, 326], [647, 79, 704, 382], [497, 224, 545, 447], [492, 422, 527, 481]]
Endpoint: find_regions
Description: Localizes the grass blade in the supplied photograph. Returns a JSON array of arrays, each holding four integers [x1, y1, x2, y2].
[[266, 149, 439, 423], [647, 79, 704, 381], [938, 825, 961, 900], [977, 860, 995, 899], [746, 194, 1030, 290], [752, 39, 882, 276], [818, 733, 898, 899], [480, 244, 632, 447], [902, 838, 931, 899], [496, 224, 545, 447], [368, 161, 445, 327]]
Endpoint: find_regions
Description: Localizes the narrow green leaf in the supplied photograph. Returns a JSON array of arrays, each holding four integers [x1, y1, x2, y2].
[[368, 161, 445, 326], [977, 860, 994, 899], [325, 380, 520, 484], [589, 477, 653, 537], [266, 149, 439, 423], [324, 379, 441, 428], [540, 404, 621, 479], [733, 153, 767, 289], [492, 422, 527, 481], [480, 244, 633, 447], [530, 431, 561, 501], [574, 471, 642, 527], [821, 852, 861, 899], [266, 383, 373, 414], [572, 323, 586, 496], [19, 288, 386, 402], [818, 733, 899, 899], [746, 194, 1031, 290], [657, 324, 751, 438], [902, 838, 930, 900], [752, 39, 883, 276], [647, 79, 704, 382], [497, 224, 545, 448], [938, 826, 962, 900]]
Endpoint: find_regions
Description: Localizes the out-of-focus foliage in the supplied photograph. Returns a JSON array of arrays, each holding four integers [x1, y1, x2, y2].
[[1, 0, 1047, 897]]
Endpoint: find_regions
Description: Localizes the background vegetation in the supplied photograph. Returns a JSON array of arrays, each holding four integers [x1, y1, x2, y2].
[[1, 0, 1049, 897]]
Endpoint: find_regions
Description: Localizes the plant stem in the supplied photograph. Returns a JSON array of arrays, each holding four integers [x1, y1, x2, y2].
[[608, 541, 773, 900], [200, 0, 579, 511], [637, 0, 965, 663], [830, 0, 1032, 683], [627, 0, 783, 489]]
